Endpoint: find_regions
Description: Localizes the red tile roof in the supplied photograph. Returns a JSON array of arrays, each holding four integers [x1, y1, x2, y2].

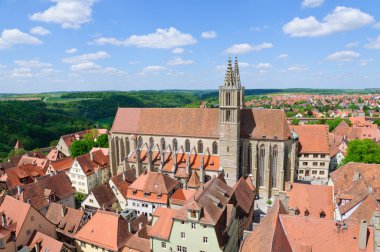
[[170, 188, 196, 206], [28, 231, 63, 251], [74, 210, 130, 251], [111, 108, 292, 140], [291, 125, 330, 154], [286, 183, 334, 219], [75, 149, 109, 175], [148, 207, 176, 241]]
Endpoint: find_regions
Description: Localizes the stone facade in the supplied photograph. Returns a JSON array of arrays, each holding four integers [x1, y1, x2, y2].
[[109, 58, 297, 198]]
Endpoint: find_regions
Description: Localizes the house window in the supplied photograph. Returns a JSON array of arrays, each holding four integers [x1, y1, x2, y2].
[[89, 199, 93, 203], [303, 162, 308, 166], [305, 210, 310, 216], [304, 154, 309, 158], [191, 222, 196, 229], [144, 192, 151, 197], [299, 170, 304, 174], [161, 242, 166, 248], [173, 139, 178, 152], [312, 162, 318, 166], [81, 242, 86, 247], [212, 142, 218, 155], [321, 155, 326, 158], [203, 236, 208, 243], [313, 154, 318, 158], [295, 209, 300, 215], [320, 162, 325, 166], [312, 170, 317, 175], [181, 232, 186, 239], [319, 171, 325, 175], [198, 141, 203, 154], [320, 211, 326, 218], [185, 140, 190, 152]]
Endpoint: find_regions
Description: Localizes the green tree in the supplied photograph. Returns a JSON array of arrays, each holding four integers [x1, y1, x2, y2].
[[343, 139, 380, 164], [374, 119, 380, 126], [70, 139, 94, 157], [291, 118, 300, 125], [96, 134, 109, 148], [7, 148, 27, 159]]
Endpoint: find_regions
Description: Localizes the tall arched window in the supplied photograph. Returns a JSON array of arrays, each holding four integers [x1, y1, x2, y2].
[[138, 136, 143, 148], [161, 138, 166, 151], [271, 145, 278, 188], [149, 137, 154, 150], [226, 92, 231, 106], [226, 110, 231, 122], [259, 144, 265, 186], [173, 139, 178, 152], [198, 140, 203, 154], [185, 139, 190, 153], [247, 144, 252, 175], [212, 142, 218, 155]]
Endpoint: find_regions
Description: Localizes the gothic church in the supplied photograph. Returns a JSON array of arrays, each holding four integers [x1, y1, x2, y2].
[[109, 58, 297, 198]]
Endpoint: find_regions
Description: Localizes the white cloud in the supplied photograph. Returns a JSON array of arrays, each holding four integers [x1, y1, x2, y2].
[[166, 58, 194, 66], [14, 59, 51, 68], [63, 51, 110, 64], [70, 61, 100, 71], [11, 68, 33, 78], [94, 27, 197, 49], [0, 29, 42, 49], [283, 6, 374, 37], [374, 23, 380, 29], [277, 54, 288, 59], [201, 31, 217, 39], [143, 65, 167, 72], [365, 35, 380, 49], [65, 48, 78, 54], [287, 65, 309, 72], [302, 0, 324, 8], [255, 63, 272, 69], [326, 50, 360, 62], [128, 61, 140, 65], [29, 0, 95, 29], [359, 59, 373, 66], [239, 62, 250, 68], [225, 43, 273, 54], [345, 41, 359, 48], [172, 48, 184, 54], [30, 26, 51, 36]]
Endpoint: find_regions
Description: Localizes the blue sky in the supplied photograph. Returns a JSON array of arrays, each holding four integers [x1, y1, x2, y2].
[[1, 0, 380, 93]]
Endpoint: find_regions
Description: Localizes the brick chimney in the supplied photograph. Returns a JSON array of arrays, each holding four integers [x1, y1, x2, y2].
[[359, 220, 368, 250]]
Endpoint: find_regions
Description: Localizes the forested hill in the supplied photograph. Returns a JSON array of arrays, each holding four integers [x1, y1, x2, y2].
[[0, 91, 202, 160]]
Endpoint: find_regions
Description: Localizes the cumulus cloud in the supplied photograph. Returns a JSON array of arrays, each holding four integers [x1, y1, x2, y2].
[[0, 29, 42, 49], [326, 50, 360, 62], [365, 35, 380, 49], [14, 59, 52, 68], [374, 23, 380, 29], [11, 68, 33, 78], [65, 48, 78, 54], [201, 31, 217, 39], [63, 51, 110, 64], [302, 0, 324, 8], [30, 26, 51, 36], [255, 63, 273, 69], [29, 0, 95, 29], [225, 43, 273, 54], [239, 62, 250, 68], [359, 59, 373, 66], [166, 58, 194, 66], [143, 65, 167, 72], [70, 61, 100, 71], [345, 41, 359, 48], [287, 65, 309, 72], [283, 6, 374, 37], [172, 48, 184, 54], [277, 54, 289, 59], [94, 27, 197, 49]]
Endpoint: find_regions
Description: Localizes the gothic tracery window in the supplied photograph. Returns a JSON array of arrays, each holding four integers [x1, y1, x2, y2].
[[212, 142, 218, 155], [259, 144, 265, 187], [173, 139, 178, 152], [149, 137, 154, 150], [185, 139, 190, 153], [198, 140, 203, 154], [271, 145, 278, 188], [161, 138, 166, 151]]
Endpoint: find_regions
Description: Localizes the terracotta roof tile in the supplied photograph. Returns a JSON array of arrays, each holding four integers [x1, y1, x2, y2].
[[148, 207, 176, 241], [28, 231, 63, 251], [110, 170, 136, 197], [90, 183, 118, 209], [291, 125, 330, 154]]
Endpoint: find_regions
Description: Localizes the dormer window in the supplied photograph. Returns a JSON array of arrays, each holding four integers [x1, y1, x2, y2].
[[295, 209, 300, 215], [320, 211, 326, 218], [144, 192, 151, 197], [157, 194, 162, 199], [304, 210, 310, 216]]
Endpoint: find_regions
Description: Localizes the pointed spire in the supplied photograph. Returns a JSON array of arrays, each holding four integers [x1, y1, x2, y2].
[[224, 57, 235, 86], [234, 56, 241, 87]]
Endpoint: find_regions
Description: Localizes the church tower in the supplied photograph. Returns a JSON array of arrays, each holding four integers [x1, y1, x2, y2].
[[219, 57, 245, 186]]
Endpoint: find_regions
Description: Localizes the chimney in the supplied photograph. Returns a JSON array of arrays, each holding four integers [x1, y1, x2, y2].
[[139, 222, 143, 230], [353, 170, 361, 182], [128, 221, 132, 233], [1, 213, 6, 227], [285, 182, 292, 192], [61, 205, 67, 217], [359, 220, 368, 250], [90, 151, 94, 161], [122, 171, 126, 181]]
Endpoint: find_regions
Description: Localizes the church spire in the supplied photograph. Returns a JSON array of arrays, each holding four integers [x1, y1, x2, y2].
[[234, 57, 241, 87], [224, 57, 235, 86]]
